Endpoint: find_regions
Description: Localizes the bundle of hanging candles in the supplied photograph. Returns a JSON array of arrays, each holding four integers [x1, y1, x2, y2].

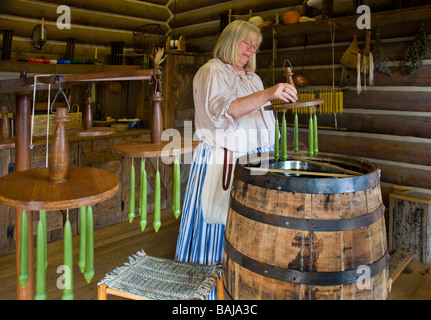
[[128, 154, 181, 233], [288, 89, 343, 114], [271, 64, 323, 160], [18, 206, 95, 300], [273, 106, 319, 160]]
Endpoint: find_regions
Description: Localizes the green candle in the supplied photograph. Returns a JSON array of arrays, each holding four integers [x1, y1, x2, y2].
[[34, 219, 47, 300], [313, 110, 319, 156], [78, 206, 86, 273], [274, 111, 279, 161], [153, 166, 161, 232], [84, 206, 94, 283], [18, 210, 29, 288], [40, 210, 47, 269], [129, 157, 135, 223], [294, 112, 299, 153], [282, 111, 287, 161], [62, 212, 74, 300], [139, 158, 147, 231], [308, 112, 314, 158], [173, 155, 181, 219]]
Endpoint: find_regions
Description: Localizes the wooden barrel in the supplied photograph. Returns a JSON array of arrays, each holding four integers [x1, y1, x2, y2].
[[223, 152, 389, 300]]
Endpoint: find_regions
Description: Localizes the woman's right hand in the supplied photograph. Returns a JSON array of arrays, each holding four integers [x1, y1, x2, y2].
[[267, 83, 298, 103]]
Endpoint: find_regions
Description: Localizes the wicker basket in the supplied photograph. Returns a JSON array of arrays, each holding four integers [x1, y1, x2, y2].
[[31, 104, 82, 137]]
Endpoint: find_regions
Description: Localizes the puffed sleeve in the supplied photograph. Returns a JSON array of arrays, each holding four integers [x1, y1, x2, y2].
[[193, 62, 238, 130]]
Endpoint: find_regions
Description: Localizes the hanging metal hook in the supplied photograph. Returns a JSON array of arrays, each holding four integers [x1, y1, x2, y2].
[[50, 76, 70, 113], [283, 59, 293, 69]]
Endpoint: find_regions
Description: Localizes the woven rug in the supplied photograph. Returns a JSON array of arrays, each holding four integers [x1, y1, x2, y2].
[[98, 250, 223, 300]]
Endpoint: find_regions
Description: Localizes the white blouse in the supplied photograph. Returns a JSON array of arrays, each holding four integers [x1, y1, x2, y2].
[[193, 58, 275, 153]]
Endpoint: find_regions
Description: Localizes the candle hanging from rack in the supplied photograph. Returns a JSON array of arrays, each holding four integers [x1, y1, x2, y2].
[[40, 210, 47, 269], [274, 111, 279, 161], [153, 158, 161, 232], [282, 111, 287, 161], [34, 219, 47, 300], [129, 157, 135, 223], [78, 206, 86, 273], [18, 210, 29, 288], [313, 109, 319, 156], [308, 109, 314, 158], [84, 206, 94, 283], [173, 155, 181, 219], [139, 158, 147, 231], [294, 111, 299, 153], [62, 210, 74, 300]]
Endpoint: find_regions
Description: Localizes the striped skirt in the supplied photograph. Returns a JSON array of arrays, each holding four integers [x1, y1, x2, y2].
[[175, 141, 274, 299]]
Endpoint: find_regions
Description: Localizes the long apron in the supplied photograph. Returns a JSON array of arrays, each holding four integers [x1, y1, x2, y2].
[[175, 141, 274, 299]]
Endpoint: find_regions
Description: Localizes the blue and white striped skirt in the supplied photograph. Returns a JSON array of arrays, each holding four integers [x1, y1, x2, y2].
[[175, 141, 274, 299]]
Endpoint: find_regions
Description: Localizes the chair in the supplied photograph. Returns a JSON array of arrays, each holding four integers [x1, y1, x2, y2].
[[97, 250, 224, 300]]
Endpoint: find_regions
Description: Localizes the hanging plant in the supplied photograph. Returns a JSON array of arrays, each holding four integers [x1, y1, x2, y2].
[[373, 27, 392, 77], [399, 24, 431, 74]]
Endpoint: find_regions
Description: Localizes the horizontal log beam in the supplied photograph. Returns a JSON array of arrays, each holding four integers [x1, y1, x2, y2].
[[0, 15, 134, 47], [293, 109, 431, 138], [373, 159, 431, 190], [37, 0, 170, 21], [256, 64, 431, 87], [170, 0, 303, 28], [342, 90, 431, 112], [0, 0, 169, 31], [294, 129, 431, 189], [296, 128, 431, 166]]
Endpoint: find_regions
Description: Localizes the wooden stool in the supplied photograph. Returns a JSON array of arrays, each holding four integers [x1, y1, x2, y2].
[[97, 250, 224, 300]]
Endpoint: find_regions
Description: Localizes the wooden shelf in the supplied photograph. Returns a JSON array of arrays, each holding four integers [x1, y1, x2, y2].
[[262, 5, 431, 49], [263, 5, 431, 37], [0, 61, 142, 76], [0, 69, 153, 93]]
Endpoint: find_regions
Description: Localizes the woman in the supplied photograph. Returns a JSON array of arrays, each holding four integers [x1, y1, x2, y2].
[[175, 20, 297, 298]]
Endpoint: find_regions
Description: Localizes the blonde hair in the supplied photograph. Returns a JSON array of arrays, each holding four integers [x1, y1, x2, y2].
[[213, 20, 262, 72]]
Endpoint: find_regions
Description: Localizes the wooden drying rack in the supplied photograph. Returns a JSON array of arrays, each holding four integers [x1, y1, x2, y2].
[[0, 69, 191, 299]]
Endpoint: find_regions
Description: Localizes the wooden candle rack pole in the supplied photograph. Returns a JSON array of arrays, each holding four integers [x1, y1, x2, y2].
[[1, 106, 11, 141]]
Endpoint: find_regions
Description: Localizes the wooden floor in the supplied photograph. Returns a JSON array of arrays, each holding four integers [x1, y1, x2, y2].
[[0, 209, 430, 300]]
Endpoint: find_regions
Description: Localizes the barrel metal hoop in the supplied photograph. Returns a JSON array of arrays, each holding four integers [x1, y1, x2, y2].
[[229, 198, 385, 231], [224, 239, 389, 286], [234, 159, 380, 194]]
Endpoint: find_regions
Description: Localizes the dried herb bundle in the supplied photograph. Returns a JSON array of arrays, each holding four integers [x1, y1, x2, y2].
[[373, 27, 392, 77], [399, 24, 431, 74]]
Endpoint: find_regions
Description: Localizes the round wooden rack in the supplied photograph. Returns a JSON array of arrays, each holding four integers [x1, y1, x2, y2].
[[113, 136, 199, 158], [68, 127, 117, 137], [264, 99, 324, 111], [0, 166, 119, 211]]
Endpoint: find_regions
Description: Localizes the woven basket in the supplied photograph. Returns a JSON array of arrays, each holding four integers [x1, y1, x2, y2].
[[32, 104, 82, 137]]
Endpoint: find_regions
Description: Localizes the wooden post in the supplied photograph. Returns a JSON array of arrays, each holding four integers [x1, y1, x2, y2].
[[15, 89, 35, 300], [150, 92, 163, 144], [322, 0, 334, 19], [48, 107, 70, 182], [97, 283, 107, 300], [84, 95, 93, 130], [1, 106, 10, 140]]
